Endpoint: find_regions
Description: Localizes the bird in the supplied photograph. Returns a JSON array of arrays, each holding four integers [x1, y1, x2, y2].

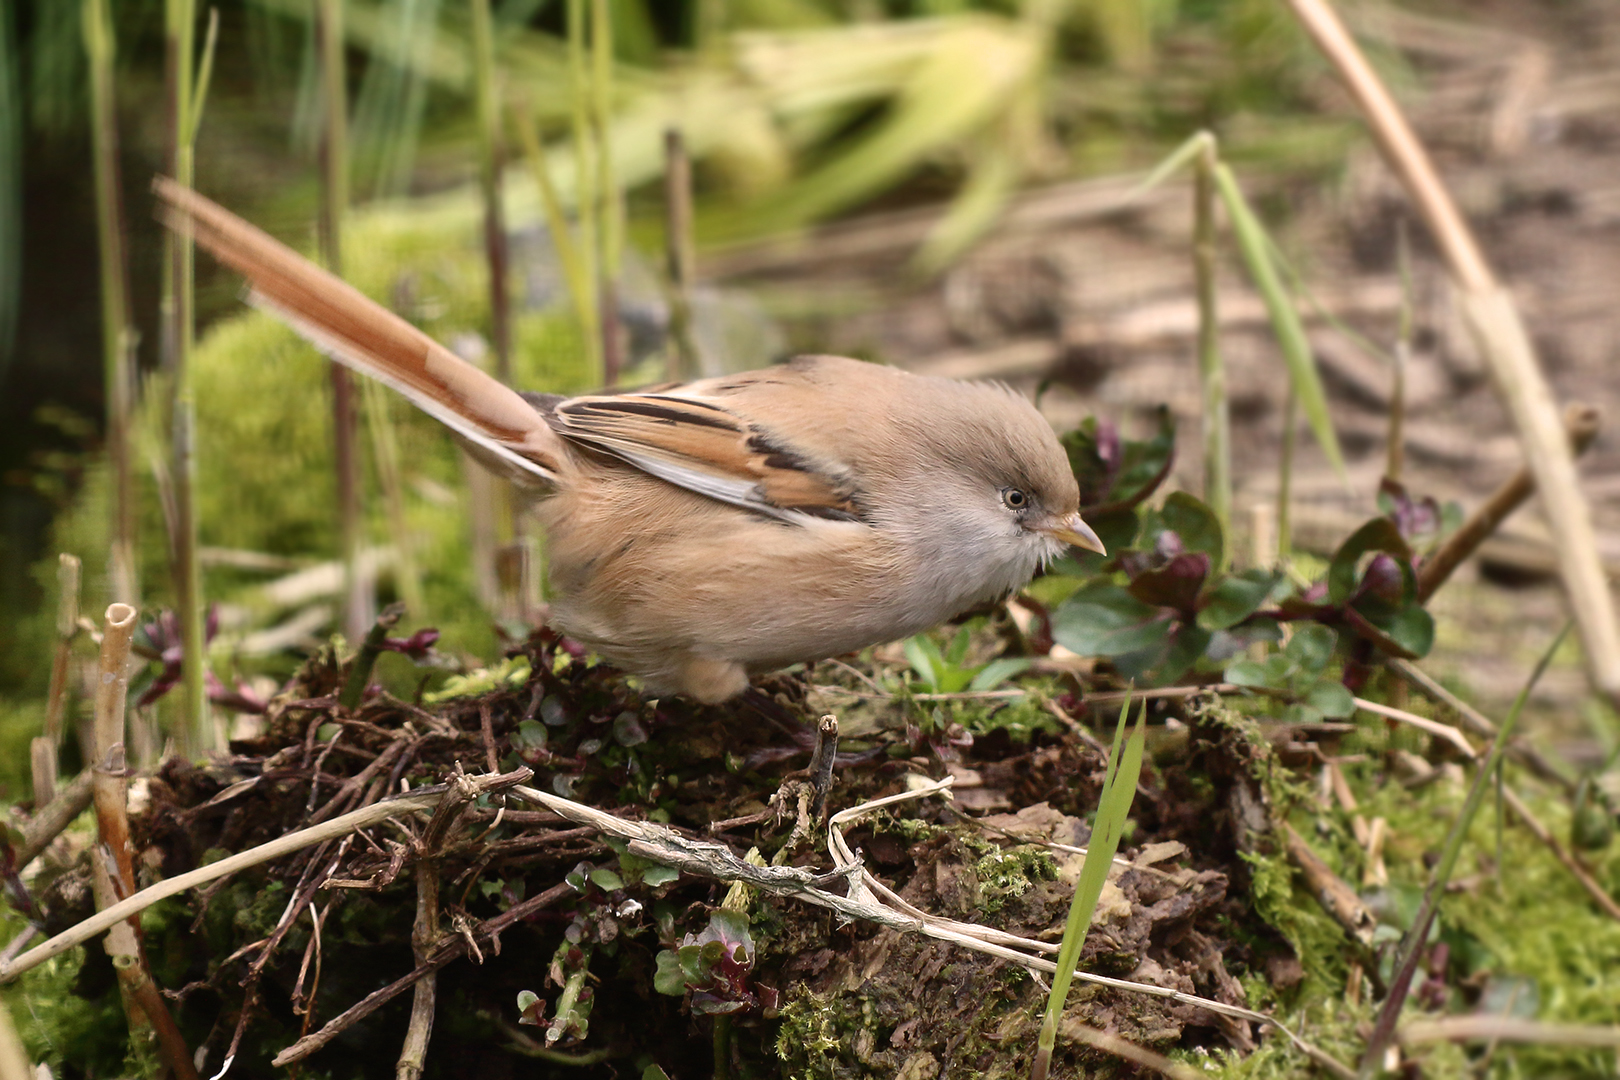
[[154, 178, 1104, 704]]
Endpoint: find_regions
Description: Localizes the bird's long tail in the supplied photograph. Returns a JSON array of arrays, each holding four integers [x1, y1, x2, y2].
[[153, 176, 565, 487]]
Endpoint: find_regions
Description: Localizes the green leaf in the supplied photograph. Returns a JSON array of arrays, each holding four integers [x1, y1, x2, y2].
[[653, 950, 687, 996], [1198, 568, 1281, 631], [640, 864, 680, 888], [588, 868, 625, 892], [513, 720, 548, 752], [1160, 491, 1223, 566], [969, 656, 1033, 692], [1225, 658, 1271, 688], [945, 625, 972, 668], [1214, 163, 1345, 480], [1285, 624, 1338, 676], [1373, 608, 1438, 660], [1282, 702, 1326, 726], [904, 635, 942, 692], [1051, 582, 1174, 658], [1307, 680, 1355, 719]]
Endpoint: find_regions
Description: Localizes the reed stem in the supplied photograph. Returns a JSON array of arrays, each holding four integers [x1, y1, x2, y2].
[[162, 0, 215, 754], [589, 0, 621, 386], [1191, 134, 1229, 559], [83, 0, 137, 607], [664, 128, 698, 380], [1277, 384, 1297, 563], [316, 0, 369, 643]]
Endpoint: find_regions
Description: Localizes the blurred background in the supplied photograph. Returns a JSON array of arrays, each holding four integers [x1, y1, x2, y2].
[[2, 0, 1619, 794]]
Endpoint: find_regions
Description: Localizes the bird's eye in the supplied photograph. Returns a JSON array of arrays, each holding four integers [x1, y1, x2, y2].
[[1001, 488, 1028, 510]]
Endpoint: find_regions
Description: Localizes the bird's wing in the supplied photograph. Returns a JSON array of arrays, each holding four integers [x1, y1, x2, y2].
[[153, 178, 566, 486], [547, 379, 864, 521]]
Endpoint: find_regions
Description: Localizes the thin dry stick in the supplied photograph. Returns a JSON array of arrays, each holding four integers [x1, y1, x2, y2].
[[1389, 658, 1569, 790], [0, 770, 533, 984], [33, 560, 79, 802], [1285, 0, 1620, 705], [1352, 697, 1476, 758], [273, 880, 573, 1067], [1058, 1022, 1206, 1080], [1283, 823, 1377, 945], [396, 770, 479, 1080], [1417, 404, 1600, 603], [1498, 786, 1620, 921], [16, 769, 94, 871]]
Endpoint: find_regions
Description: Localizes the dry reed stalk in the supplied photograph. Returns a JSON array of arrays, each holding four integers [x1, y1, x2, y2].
[[88, 603, 199, 1080], [1286, 0, 1620, 707]]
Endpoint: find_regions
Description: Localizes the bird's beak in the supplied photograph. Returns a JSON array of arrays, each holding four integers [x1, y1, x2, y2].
[[1037, 512, 1106, 555]]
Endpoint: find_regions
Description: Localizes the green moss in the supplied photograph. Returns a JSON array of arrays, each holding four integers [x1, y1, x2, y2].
[[973, 846, 1058, 914]]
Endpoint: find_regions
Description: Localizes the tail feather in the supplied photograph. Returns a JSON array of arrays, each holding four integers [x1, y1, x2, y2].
[[153, 177, 564, 487]]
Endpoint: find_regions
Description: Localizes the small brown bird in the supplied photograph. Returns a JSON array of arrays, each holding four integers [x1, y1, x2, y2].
[[156, 179, 1103, 703]]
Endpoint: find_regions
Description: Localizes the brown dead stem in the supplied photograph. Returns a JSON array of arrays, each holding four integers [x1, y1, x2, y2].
[[1417, 404, 1601, 603]]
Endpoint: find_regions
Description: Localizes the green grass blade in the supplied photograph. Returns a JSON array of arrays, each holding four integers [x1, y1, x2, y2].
[[1033, 697, 1146, 1079], [1125, 128, 1211, 202], [186, 7, 220, 145], [1213, 162, 1345, 482]]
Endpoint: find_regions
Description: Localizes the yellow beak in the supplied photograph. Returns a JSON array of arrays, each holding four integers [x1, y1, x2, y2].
[[1038, 512, 1106, 555]]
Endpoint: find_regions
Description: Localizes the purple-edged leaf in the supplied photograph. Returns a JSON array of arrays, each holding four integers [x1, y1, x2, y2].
[[516, 989, 545, 1025], [1127, 552, 1209, 617], [1328, 519, 1414, 605], [1378, 478, 1444, 548], [1160, 492, 1223, 565], [1051, 582, 1175, 658]]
